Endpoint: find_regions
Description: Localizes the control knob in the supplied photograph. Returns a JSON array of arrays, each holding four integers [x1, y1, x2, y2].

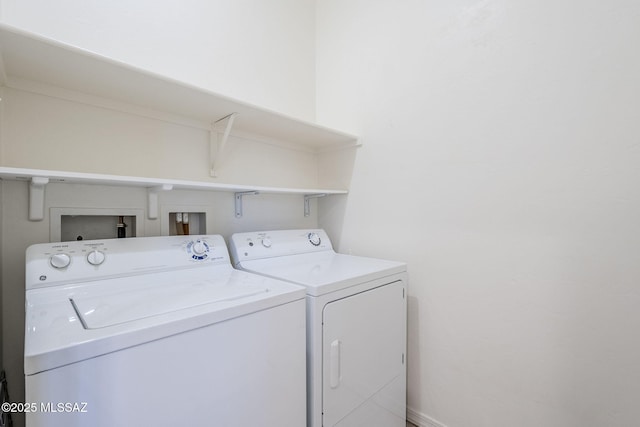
[[87, 250, 106, 266], [191, 240, 208, 256], [50, 253, 71, 269], [308, 232, 321, 246], [261, 238, 272, 248]]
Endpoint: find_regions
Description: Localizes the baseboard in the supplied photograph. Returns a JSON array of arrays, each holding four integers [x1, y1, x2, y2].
[[407, 406, 448, 427]]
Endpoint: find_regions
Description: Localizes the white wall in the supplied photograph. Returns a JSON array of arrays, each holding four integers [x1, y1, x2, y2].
[[0, 0, 316, 121], [317, 1, 640, 426]]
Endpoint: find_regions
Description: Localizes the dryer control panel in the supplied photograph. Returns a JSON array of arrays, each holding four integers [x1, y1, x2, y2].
[[26, 235, 230, 289], [229, 229, 333, 265]]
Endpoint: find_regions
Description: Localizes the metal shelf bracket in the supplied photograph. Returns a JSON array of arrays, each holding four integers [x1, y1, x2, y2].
[[235, 191, 259, 218], [304, 193, 326, 217], [210, 112, 239, 177]]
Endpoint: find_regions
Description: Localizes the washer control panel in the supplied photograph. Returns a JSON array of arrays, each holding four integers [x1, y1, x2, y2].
[[26, 235, 230, 289], [229, 229, 332, 264]]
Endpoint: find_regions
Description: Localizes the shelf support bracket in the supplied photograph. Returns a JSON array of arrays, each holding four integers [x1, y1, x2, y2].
[[147, 184, 173, 220], [235, 191, 259, 218], [210, 112, 239, 177], [304, 193, 326, 217], [29, 176, 49, 221]]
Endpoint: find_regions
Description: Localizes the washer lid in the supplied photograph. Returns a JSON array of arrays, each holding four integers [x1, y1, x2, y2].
[[25, 266, 305, 375], [238, 251, 406, 296], [71, 277, 269, 329]]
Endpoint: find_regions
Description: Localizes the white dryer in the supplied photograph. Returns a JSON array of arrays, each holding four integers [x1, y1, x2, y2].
[[230, 229, 407, 427], [25, 235, 306, 427]]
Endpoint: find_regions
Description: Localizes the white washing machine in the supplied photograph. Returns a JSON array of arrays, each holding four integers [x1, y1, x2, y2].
[[24, 235, 306, 427], [229, 229, 407, 427]]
